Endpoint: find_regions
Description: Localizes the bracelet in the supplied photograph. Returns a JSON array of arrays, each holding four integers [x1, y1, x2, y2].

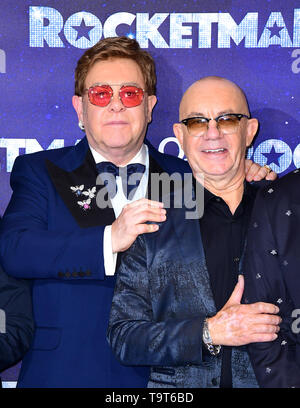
[[205, 343, 222, 356], [202, 318, 221, 356]]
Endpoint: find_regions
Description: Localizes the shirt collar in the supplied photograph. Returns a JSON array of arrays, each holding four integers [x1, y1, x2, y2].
[[89, 143, 147, 167], [193, 178, 256, 208]]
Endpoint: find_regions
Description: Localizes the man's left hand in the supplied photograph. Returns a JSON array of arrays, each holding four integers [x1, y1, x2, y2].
[[245, 160, 277, 182]]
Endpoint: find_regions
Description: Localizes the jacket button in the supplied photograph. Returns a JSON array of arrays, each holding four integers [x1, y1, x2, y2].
[[211, 377, 218, 386]]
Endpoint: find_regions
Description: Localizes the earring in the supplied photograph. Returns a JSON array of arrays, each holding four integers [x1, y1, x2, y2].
[[78, 121, 85, 131]]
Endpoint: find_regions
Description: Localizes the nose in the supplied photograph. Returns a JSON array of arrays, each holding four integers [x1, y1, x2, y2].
[[203, 119, 221, 140], [108, 91, 126, 112]]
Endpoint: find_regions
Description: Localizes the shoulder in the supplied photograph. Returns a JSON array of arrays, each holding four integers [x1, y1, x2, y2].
[[251, 169, 300, 220], [14, 145, 72, 167], [12, 145, 78, 179], [10, 145, 76, 190], [273, 168, 300, 191], [258, 169, 300, 200]]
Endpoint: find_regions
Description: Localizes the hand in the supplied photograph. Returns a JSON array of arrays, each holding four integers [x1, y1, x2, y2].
[[111, 198, 166, 253], [207, 275, 281, 346], [245, 159, 277, 182]]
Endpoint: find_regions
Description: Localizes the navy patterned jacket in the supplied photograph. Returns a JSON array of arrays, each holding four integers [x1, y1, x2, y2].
[[108, 192, 258, 388], [244, 169, 300, 388]]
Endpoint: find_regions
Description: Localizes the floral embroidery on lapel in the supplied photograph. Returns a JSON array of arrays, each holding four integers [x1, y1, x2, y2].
[[77, 198, 92, 211], [82, 187, 96, 199], [71, 185, 97, 211], [70, 185, 84, 196]]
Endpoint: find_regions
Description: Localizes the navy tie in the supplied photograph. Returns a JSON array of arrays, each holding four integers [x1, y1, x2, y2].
[[96, 161, 145, 199]]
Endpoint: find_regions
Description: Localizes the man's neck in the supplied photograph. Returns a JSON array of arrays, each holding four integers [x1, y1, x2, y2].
[[90, 144, 145, 167], [196, 170, 246, 215]]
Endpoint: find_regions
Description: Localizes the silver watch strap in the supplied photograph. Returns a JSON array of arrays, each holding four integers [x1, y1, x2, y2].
[[203, 318, 221, 356]]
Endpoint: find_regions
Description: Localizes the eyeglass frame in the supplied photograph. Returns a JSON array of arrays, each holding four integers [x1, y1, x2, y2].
[[180, 113, 251, 135], [83, 83, 146, 108]]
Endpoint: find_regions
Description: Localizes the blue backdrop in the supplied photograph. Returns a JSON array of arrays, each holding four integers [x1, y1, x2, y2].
[[0, 0, 299, 386]]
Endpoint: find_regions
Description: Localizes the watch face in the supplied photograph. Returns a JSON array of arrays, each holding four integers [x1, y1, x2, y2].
[[203, 330, 210, 342], [203, 324, 212, 343]]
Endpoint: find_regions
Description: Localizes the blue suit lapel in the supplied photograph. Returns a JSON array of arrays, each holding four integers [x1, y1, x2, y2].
[[44, 138, 170, 229], [45, 137, 116, 228], [45, 137, 186, 230], [53, 137, 90, 172]]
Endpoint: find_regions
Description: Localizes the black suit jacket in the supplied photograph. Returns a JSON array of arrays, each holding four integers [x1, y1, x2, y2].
[[244, 169, 300, 387], [0, 216, 34, 387]]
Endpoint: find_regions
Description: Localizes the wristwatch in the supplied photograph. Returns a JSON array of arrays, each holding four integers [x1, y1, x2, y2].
[[202, 318, 221, 356]]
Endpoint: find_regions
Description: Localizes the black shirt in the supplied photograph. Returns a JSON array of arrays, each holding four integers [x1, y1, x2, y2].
[[199, 181, 258, 388]]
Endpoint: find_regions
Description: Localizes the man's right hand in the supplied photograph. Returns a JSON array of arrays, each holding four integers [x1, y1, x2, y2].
[[207, 275, 281, 346], [111, 198, 166, 253]]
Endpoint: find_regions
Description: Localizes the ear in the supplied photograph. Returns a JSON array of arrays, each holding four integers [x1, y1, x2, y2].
[[72, 95, 83, 123], [146, 95, 157, 123], [173, 122, 184, 150], [245, 118, 259, 147]]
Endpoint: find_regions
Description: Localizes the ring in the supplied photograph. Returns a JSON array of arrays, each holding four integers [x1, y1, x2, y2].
[[263, 165, 272, 174]]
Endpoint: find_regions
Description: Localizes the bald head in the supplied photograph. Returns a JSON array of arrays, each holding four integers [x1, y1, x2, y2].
[[173, 75, 259, 189], [179, 76, 250, 120]]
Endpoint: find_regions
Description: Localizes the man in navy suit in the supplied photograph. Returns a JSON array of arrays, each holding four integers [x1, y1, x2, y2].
[[108, 76, 281, 388], [244, 170, 300, 387], [0, 38, 274, 388]]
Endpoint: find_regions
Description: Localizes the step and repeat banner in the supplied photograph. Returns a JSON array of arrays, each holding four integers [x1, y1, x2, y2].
[[0, 0, 300, 386]]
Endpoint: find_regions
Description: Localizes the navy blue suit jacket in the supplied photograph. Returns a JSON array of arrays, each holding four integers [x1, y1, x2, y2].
[[0, 137, 190, 388], [244, 169, 300, 387]]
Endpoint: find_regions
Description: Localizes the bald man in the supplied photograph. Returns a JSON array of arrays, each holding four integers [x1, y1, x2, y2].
[[107, 77, 280, 388]]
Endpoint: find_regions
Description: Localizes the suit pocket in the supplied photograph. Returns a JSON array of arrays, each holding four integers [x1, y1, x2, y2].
[[31, 327, 62, 351], [148, 378, 176, 388], [152, 367, 175, 375], [149, 367, 176, 387]]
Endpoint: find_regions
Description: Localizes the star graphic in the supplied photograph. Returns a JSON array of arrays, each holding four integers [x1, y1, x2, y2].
[[267, 22, 284, 39], [72, 19, 95, 41], [262, 145, 285, 167]]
